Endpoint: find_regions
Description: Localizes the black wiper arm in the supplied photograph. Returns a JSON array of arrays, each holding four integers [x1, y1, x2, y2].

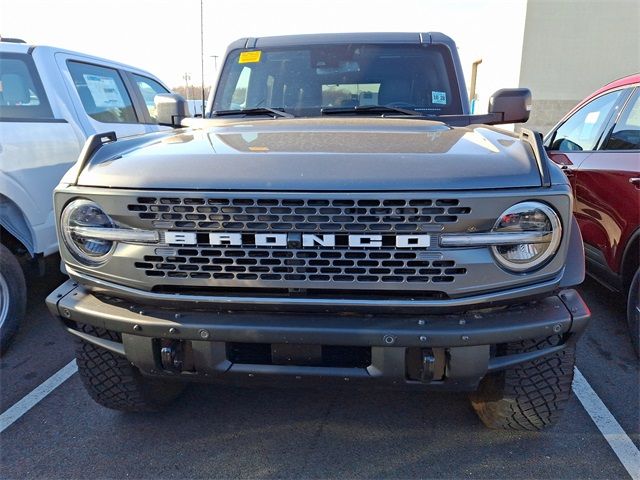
[[321, 105, 421, 116], [212, 107, 294, 118]]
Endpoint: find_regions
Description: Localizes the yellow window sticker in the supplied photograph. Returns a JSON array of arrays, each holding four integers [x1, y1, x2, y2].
[[239, 51, 262, 64]]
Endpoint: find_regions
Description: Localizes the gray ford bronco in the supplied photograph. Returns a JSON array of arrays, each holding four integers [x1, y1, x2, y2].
[[47, 32, 590, 430]]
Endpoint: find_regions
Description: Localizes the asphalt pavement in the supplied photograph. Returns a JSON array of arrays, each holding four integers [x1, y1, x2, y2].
[[1, 264, 638, 479]]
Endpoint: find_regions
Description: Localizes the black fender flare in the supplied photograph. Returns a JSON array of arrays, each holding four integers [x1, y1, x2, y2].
[[560, 216, 586, 288]]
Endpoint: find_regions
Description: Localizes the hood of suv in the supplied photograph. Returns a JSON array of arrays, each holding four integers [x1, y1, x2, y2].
[[76, 117, 542, 191]]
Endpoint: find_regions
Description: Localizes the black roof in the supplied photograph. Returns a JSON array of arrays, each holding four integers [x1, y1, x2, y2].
[[227, 32, 456, 51]]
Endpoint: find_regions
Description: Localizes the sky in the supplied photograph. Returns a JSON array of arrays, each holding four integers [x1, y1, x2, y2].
[[0, 0, 528, 111]]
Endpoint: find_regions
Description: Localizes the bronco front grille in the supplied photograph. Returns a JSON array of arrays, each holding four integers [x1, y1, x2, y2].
[[133, 247, 467, 284], [127, 197, 472, 232]]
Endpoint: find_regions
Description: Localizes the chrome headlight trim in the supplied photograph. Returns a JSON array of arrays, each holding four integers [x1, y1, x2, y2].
[[61, 199, 116, 266], [490, 201, 562, 272]]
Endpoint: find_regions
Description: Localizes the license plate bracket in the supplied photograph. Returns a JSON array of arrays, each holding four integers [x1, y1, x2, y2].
[[271, 343, 322, 366]]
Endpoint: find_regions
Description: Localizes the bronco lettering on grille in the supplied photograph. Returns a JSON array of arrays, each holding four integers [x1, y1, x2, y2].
[[164, 232, 431, 248]]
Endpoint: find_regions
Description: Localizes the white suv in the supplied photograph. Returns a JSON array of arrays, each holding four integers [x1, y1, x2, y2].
[[0, 39, 173, 351]]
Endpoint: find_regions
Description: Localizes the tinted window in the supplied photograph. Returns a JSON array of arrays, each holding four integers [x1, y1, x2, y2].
[[213, 44, 462, 116], [603, 89, 640, 150], [549, 90, 622, 151], [0, 53, 53, 120], [67, 61, 137, 124], [132, 74, 169, 122]]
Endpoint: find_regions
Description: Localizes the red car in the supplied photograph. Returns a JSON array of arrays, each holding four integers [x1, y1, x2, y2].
[[545, 74, 640, 355]]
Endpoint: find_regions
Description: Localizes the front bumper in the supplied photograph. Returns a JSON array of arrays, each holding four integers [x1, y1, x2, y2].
[[47, 280, 590, 390]]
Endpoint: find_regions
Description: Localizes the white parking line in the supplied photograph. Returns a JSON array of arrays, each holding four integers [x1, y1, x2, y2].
[[573, 367, 640, 480], [0, 360, 77, 434], [0, 359, 638, 480]]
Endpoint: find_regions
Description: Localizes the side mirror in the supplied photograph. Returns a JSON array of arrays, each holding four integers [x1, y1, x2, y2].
[[487, 88, 532, 124], [154, 93, 191, 127]]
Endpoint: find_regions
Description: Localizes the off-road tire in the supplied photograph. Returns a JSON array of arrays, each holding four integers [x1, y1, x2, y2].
[[627, 268, 639, 357], [469, 335, 575, 430], [75, 324, 185, 411], [0, 244, 27, 354]]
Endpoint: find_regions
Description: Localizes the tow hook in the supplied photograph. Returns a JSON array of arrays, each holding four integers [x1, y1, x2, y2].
[[421, 353, 436, 383], [160, 342, 183, 371]]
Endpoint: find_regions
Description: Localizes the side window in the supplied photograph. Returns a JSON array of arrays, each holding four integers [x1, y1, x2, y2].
[[549, 90, 622, 152], [603, 89, 640, 150], [0, 53, 53, 120], [67, 61, 137, 124], [132, 74, 169, 122]]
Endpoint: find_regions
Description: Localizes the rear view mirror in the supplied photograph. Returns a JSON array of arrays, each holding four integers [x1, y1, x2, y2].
[[487, 88, 532, 124], [155, 93, 190, 127]]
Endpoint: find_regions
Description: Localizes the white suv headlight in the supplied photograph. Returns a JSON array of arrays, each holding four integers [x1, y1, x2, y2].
[[491, 201, 562, 272], [61, 199, 116, 265]]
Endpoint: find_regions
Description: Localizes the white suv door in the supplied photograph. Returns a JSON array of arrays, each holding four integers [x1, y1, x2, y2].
[[55, 53, 169, 139], [0, 51, 83, 255]]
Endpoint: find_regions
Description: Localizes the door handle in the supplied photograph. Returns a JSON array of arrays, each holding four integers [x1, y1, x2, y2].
[[561, 165, 574, 177], [630, 178, 640, 189]]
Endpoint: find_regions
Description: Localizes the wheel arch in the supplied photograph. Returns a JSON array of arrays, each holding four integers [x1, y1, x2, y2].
[[0, 194, 35, 256], [621, 227, 640, 292]]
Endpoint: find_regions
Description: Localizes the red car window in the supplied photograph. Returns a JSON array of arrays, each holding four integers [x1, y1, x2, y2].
[[550, 90, 622, 152], [603, 89, 640, 150]]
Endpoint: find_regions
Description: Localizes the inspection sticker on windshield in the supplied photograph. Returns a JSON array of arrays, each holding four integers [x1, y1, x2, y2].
[[239, 51, 262, 63], [432, 91, 447, 104]]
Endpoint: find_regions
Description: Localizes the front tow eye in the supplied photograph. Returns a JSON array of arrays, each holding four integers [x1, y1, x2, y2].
[[421, 353, 436, 383], [160, 342, 183, 371]]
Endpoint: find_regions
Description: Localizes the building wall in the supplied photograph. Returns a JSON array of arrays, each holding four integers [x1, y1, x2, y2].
[[519, 0, 640, 134]]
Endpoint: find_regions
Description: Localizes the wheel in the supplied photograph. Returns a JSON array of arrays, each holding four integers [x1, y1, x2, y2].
[[627, 268, 639, 357], [0, 244, 27, 354], [469, 335, 575, 430], [75, 324, 185, 411]]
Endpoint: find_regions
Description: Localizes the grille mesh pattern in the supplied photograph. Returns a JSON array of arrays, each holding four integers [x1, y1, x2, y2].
[[127, 197, 471, 232], [133, 248, 467, 284]]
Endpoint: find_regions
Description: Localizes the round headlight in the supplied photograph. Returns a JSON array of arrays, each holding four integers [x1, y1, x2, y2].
[[61, 199, 115, 265], [491, 202, 562, 272]]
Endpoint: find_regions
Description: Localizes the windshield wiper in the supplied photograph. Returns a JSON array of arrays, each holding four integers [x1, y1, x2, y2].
[[321, 105, 422, 116], [212, 107, 294, 118]]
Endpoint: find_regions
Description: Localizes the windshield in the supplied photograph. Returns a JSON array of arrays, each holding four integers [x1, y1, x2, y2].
[[211, 44, 462, 117]]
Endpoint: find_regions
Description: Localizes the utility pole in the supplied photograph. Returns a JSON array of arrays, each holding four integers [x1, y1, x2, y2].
[[209, 55, 219, 114], [183, 72, 191, 101], [200, 0, 205, 116]]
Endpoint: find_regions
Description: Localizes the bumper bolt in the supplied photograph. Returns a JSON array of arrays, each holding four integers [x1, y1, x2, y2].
[[133, 324, 142, 332], [418, 320, 425, 326], [199, 329, 210, 340], [62, 308, 71, 318], [461, 335, 470, 341], [174, 313, 182, 319], [419, 335, 428, 342], [553, 324, 562, 333], [459, 319, 466, 325], [169, 327, 178, 334], [383, 335, 396, 345]]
